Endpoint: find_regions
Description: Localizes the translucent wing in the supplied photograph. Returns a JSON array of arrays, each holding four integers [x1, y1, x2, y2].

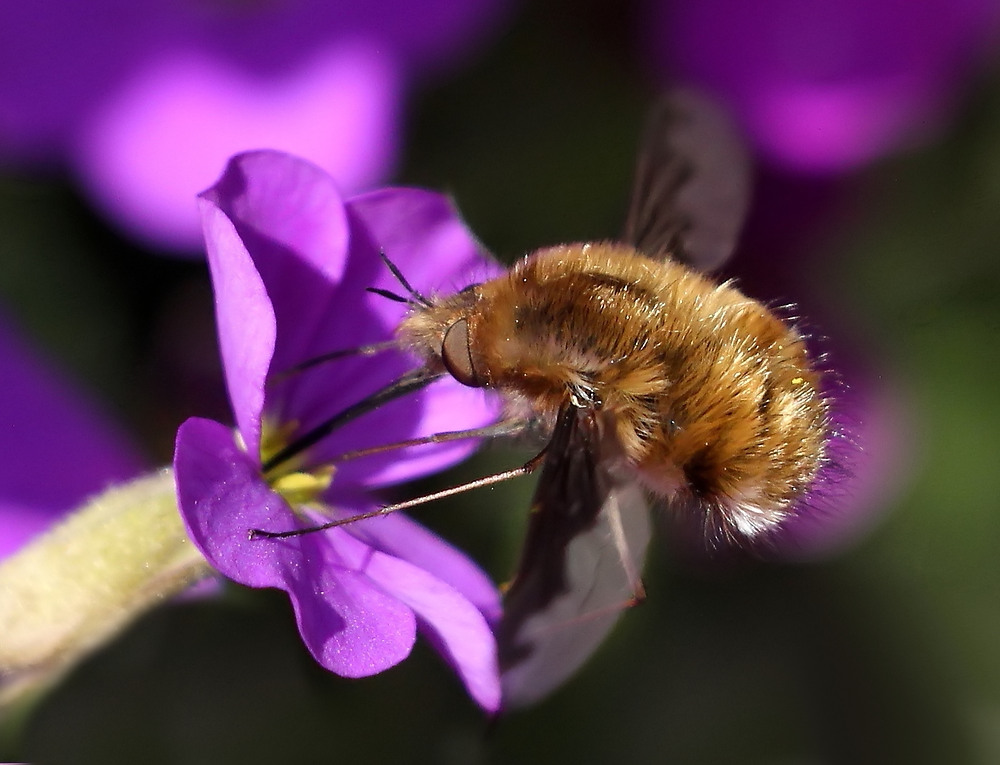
[[497, 406, 652, 710], [622, 89, 751, 272]]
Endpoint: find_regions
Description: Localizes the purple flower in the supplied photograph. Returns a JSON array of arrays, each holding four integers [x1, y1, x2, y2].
[[0, 317, 144, 559], [775, 361, 915, 559], [173, 150, 504, 710], [643, 0, 999, 171], [708, 175, 914, 560], [0, 0, 510, 251]]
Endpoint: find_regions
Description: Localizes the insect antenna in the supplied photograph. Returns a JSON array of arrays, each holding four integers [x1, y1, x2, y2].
[[365, 287, 411, 304], [272, 248, 431, 384], [373, 249, 433, 307]]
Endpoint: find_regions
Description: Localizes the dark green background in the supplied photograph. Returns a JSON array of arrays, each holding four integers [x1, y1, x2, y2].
[[3, 2, 1000, 763]]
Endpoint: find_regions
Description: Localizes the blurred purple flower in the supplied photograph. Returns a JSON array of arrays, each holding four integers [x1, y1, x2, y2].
[[643, 0, 1000, 171], [0, 0, 510, 251], [173, 150, 503, 710], [719, 174, 915, 560], [776, 360, 915, 559], [0, 318, 144, 559]]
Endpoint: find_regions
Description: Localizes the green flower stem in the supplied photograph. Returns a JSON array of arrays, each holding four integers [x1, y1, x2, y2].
[[0, 468, 212, 710]]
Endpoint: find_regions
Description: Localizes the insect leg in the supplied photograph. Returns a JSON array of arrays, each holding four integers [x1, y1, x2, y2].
[[604, 490, 648, 606], [316, 419, 526, 468], [250, 446, 548, 540]]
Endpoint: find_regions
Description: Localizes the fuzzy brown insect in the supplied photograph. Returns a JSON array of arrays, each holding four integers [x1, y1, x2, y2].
[[254, 91, 831, 709], [394, 91, 829, 707], [400, 241, 826, 542]]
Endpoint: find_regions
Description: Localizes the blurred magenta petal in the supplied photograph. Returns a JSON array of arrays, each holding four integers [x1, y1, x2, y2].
[[646, 0, 1000, 171], [0, 502, 62, 561], [76, 45, 400, 251], [777, 364, 915, 560], [0, 0, 511, 250], [0, 0, 169, 160], [0, 318, 144, 558]]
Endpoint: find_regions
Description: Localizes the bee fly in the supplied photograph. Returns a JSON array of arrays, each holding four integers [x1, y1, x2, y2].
[[254, 91, 830, 709]]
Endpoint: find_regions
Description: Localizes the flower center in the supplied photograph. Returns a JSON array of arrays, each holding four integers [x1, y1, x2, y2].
[[270, 468, 334, 508], [260, 419, 335, 509]]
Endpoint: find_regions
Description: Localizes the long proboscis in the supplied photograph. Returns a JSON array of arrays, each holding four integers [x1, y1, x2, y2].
[[251, 440, 546, 541], [322, 418, 527, 466], [261, 366, 443, 474]]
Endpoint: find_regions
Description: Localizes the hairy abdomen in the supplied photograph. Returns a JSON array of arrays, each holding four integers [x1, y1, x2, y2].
[[473, 243, 828, 534]]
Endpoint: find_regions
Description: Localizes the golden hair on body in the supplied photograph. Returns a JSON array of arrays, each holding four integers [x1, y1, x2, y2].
[[395, 91, 834, 708], [399, 240, 827, 542]]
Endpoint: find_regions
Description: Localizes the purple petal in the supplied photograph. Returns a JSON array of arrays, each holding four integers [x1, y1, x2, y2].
[[198, 194, 275, 460], [199, 149, 379, 455], [197, 152, 405, 464], [268, 185, 501, 380], [0, 317, 143, 557], [174, 417, 417, 676], [338, 498, 502, 624], [75, 45, 400, 251], [346, 187, 504, 299], [200, 151, 352, 285], [324, 377, 502, 490], [200, 153, 501, 487], [277, 186, 505, 484], [359, 544, 501, 712], [367, 377, 501, 486], [273, 185, 501, 396], [201, 151, 359, 374]]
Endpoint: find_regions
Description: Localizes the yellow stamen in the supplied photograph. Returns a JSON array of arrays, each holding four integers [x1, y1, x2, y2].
[[271, 466, 335, 507]]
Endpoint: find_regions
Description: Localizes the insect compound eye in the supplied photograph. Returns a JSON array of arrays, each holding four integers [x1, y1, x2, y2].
[[441, 318, 482, 387]]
